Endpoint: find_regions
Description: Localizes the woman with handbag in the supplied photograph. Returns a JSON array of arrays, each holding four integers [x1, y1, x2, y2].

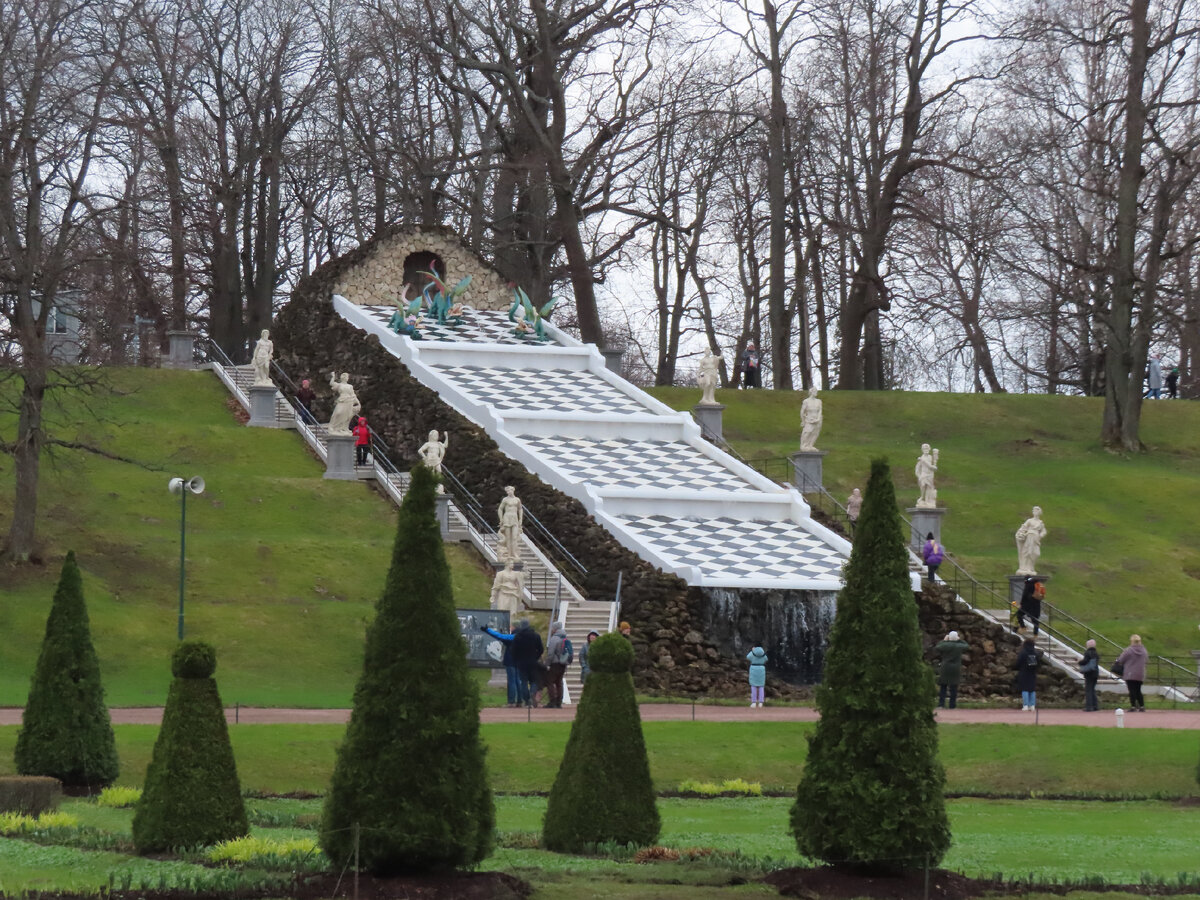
[[1113, 635, 1149, 711]]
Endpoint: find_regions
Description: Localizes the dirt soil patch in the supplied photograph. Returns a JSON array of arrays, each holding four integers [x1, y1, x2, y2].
[[765, 867, 1001, 900]]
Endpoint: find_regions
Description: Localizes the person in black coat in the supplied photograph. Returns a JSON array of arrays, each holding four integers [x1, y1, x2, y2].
[[1078, 639, 1101, 711], [510, 619, 544, 708], [1019, 577, 1042, 636], [1014, 637, 1041, 710]]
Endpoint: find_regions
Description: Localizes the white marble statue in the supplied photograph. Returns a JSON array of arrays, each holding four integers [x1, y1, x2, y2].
[[497, 485, 524, 563], [418, 429, 448, 474], [1015, 506, 1047, 575], [327, 372, 361, 436], [799, 387, 823, 451], [914, 443, 939, 509], [251, 329, 274, 386], [489, 561, 526, 614], [697, 348, 722, 406]]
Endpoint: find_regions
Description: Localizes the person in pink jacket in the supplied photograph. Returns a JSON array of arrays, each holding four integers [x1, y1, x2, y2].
[[1113, 634, 1149, 711], [353, 416, 371, 466]]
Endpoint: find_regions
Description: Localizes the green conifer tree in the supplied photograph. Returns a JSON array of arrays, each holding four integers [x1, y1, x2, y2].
[[15, 551, 118, 788], [132, 642, 248, 852], [320, 463, 494, 875], [790, 459, 950, 871], [542, 632, 660, 852]]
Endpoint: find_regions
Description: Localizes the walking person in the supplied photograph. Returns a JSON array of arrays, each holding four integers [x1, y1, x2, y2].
[[922, 533, 944, 583], [509, 618, 544, 708], [353, 415, 371, 466], [934, 631, 968, 709], [295, 378, 316, 424], [1015, 636, 1042, 710], [1019, 576, 1044, 636], [579, 631, 599, 684], [544, 621, 571, 709], [746, 644, 768, 708], [1079, 639, 1101, 712], [1166, 367, 1180, 399], [1114, 634, 1149, 712], [740, 342, 761, 388], [482, 623, 521, 708], [1146, 355, 1163, 398]]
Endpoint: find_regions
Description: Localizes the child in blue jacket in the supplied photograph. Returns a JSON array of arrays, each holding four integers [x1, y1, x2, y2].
[[747, 645, 768, 708]]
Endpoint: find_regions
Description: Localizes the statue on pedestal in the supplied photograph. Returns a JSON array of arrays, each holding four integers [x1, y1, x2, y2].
[[497, 485, 524, 563], [799, 387, 823, 451], [251, 330, 274, 386], [327, 372, 360, 435], [697, 348, 722, 406], [418, 430, 448, 475], [1015, 506, 1047, 575], [489, 561, 526, 614], [915, 443, 939, 508], [846, 488, 863, 524]]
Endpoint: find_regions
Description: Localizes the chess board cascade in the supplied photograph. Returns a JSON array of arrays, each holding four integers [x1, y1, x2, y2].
[[274, 258, 815, 697]]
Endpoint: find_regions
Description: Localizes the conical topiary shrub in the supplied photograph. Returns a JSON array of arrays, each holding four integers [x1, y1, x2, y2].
[[132, 642, 248, 852], [15, 551, 118, 789], [320, 463, 493, 875], [542, 632, 660, 851], [790, 459, 950, 871]]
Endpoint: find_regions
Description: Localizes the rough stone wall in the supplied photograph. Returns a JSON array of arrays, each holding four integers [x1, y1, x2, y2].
[[920, 583, 1082, 704], [274, 267, 808, 699], [332, 225, 511, 311]]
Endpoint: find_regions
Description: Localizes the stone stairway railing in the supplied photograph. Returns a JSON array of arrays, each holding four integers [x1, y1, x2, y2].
[[205, 350, 589, 615], [728, 449, 1197, 702]]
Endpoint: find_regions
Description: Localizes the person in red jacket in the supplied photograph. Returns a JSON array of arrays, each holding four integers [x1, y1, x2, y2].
[[353, 416, 371, 466]]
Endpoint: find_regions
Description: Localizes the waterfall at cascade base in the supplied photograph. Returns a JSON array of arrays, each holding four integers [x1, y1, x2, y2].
[[698, 588, 837, 684]]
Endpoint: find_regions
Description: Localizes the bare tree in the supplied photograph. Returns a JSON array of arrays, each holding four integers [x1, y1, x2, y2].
[[0, 0, 127, 561]]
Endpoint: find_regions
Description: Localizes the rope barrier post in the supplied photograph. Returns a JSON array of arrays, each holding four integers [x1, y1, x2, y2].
[[924, 856, 930, 900], [235, 702, 239, 724]]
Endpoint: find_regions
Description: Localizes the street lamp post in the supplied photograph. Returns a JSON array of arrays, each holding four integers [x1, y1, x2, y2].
[[168, 476, 205, 640]]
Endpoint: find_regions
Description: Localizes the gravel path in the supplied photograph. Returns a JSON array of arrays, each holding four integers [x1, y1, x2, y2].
[[1, 704, 1196, 728]]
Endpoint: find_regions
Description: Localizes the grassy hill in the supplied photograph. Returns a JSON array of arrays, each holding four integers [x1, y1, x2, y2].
[[0, 368, 492, 707], [651, 387, 1200, 659]]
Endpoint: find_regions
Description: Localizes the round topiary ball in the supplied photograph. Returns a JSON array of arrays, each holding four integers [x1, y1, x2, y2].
[[172, 641, 217, 678], [587, 632, 634, 673]]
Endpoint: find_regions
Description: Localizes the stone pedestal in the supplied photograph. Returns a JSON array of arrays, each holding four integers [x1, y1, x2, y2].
[[323, 434, 358, 480], [247, 384, 280, 428], [600, 347, 624, 376], [488, 668, 508, 689], [435, 493, 451, 538], [1008, 573, 1049, 607], [165, 331, 199, 369], [907, 506, 948, 553], [692, 403, 725, 441], [789, 450, 828, 492]]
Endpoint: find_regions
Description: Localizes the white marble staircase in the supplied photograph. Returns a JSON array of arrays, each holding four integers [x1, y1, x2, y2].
[[557, 599, 620, 704]]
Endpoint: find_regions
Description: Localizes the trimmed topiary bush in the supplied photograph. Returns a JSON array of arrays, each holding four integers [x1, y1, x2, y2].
[[320, 463, 494, 875], [790, 459, 950, 871], [542, 631, 660, 852], [132, 641, 248, 852], [15, 551, 118, 789]]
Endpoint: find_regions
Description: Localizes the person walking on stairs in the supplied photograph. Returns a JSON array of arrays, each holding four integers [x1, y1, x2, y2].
[[353, 415, 371, 466], [1079, 639, 1101, 711], [934, 631, 968, 709], [746, 644, 768, 707], [1015, 637, 1042, 710], [922, 533, 944, 583], [1114, 634, 1149, 712], [1019, 576, 1044, 636]]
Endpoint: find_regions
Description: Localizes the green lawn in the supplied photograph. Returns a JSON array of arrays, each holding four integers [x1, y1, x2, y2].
[[1, 722, 1196, 798], [0, 369, 494, 707], [651, 387, 1200, 657], [1, 795, 1195, 895]]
